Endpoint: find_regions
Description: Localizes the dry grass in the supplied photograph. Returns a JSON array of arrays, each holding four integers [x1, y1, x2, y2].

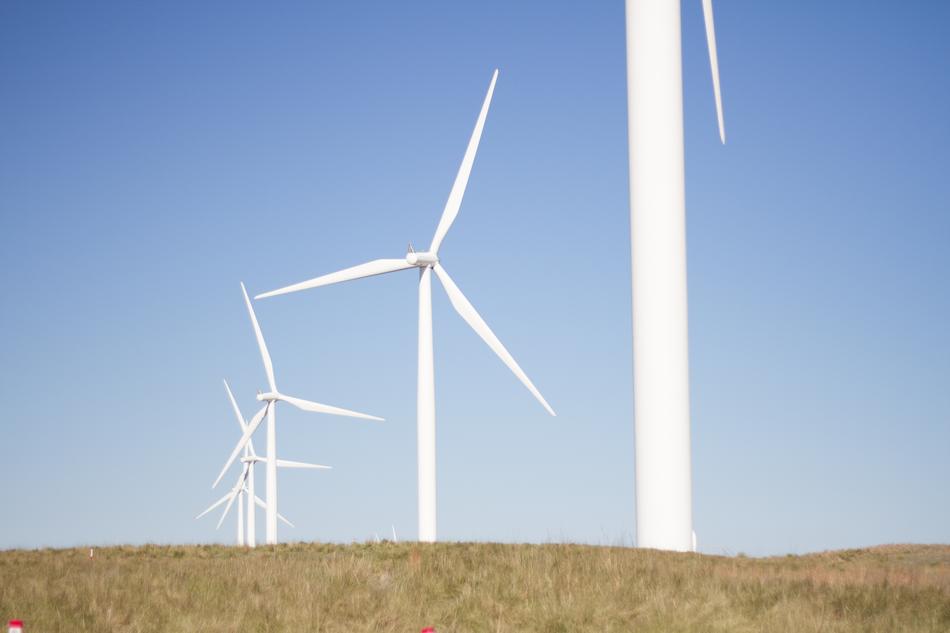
[[2, 542, 948, 632]]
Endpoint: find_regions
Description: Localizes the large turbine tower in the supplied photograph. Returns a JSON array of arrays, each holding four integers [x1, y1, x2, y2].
[[625, 0, 725, 551]]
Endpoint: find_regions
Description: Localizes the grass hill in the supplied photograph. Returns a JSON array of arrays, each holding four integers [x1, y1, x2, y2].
[[2, 542, 948, 632]]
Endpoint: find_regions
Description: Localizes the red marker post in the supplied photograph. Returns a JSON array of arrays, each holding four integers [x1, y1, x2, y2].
[[421, 628, 435, 633], [9, 621, 23, 633]]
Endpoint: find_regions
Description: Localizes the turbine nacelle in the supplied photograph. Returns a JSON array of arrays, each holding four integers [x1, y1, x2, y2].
[[406, 251, 438, 267], [257, 391, 280, 402]]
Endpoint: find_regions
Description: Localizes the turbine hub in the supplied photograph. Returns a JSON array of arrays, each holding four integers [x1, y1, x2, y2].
[[406, 251, 438, 267], [257, 391, 279, 402]]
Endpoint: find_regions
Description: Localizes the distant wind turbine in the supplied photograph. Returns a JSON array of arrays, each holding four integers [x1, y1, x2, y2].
[[223, 379, 259, 546], [219, 378, 330, 546], [213, 283, 382, 545], [196, 465, 296, 541], [256, 70, 555, 542]]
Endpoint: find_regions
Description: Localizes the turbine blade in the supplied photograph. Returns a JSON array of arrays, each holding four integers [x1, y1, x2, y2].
[[255, 259, 413, 299], [241, 282, 277, 391], [223, 379, 248, 433], [433, 264, 556, 416], [276, 459, 332, 470], [214, 466, 247, 529], [216, 487, 240, 530], [195, 492, 231, 520], [251, 494, 295, 528], [702, 0, 726, 143], [429, 69, 499, 254], [212, 403, 268, 488], [279, 393, 384, 422]]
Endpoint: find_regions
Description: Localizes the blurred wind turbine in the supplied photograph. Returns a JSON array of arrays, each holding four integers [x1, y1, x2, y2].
[[256, 69, 555, 542], [624, 0, 726, 551], [212, 283, 382, 545]]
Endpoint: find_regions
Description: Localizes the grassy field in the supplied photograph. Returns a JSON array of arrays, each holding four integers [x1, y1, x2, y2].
[[1, 542, 948, 632]]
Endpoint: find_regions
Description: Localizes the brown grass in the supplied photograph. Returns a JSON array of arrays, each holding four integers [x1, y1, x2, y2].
[[2, 542, 948, 632]]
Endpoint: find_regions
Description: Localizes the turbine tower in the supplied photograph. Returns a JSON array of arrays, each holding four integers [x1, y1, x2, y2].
[[625, 0, 725, 551], [256, 70, 556, 542]]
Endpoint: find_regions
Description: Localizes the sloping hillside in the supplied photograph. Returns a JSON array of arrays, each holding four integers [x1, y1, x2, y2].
[[2, 542, 948, 632]]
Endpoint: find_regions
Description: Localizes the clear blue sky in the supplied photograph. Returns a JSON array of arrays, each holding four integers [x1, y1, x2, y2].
[[2, 1, 947, 555]]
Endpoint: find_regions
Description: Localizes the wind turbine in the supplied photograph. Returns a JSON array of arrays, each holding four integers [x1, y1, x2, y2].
[[223, 378, 259, 546], [221, 378, 331, 546], [624, 0, 726, 551], [196, 465, 251, 544], [196, 464, 297, 543], [255, 69, 556, 543], [213, 282, 383, 545]]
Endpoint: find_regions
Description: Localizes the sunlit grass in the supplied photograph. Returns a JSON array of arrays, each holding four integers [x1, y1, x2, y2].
[[2, 542, 948, 632]]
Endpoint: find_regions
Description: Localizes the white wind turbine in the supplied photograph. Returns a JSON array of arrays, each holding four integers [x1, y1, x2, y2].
[[196, 379, 260, 546], [222, 378, 330, 546], [212, 283, 383, 545], [196, 461, 298, 544], [224, 378, 259, 546], [624, 0, 726, 551], [256, 69, 556, 543]]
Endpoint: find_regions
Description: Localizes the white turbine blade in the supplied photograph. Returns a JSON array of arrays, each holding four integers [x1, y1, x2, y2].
[[212, 403, 268, 488], [195, 492, 231, 520], [276, 459, 332, 470], [702, 0, 726, 144], [255, 259, 413, 299], [214, 465, 247, 530], [224, 378, 258, 457], [279, 393, 384, 422], [252, 495, 295, 528], [216, 487, 241, 530], [223, 379, 248, 433], [429, 69, 499, 254], [433, 264, 556, 416], [240, 282, 277, 391]]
